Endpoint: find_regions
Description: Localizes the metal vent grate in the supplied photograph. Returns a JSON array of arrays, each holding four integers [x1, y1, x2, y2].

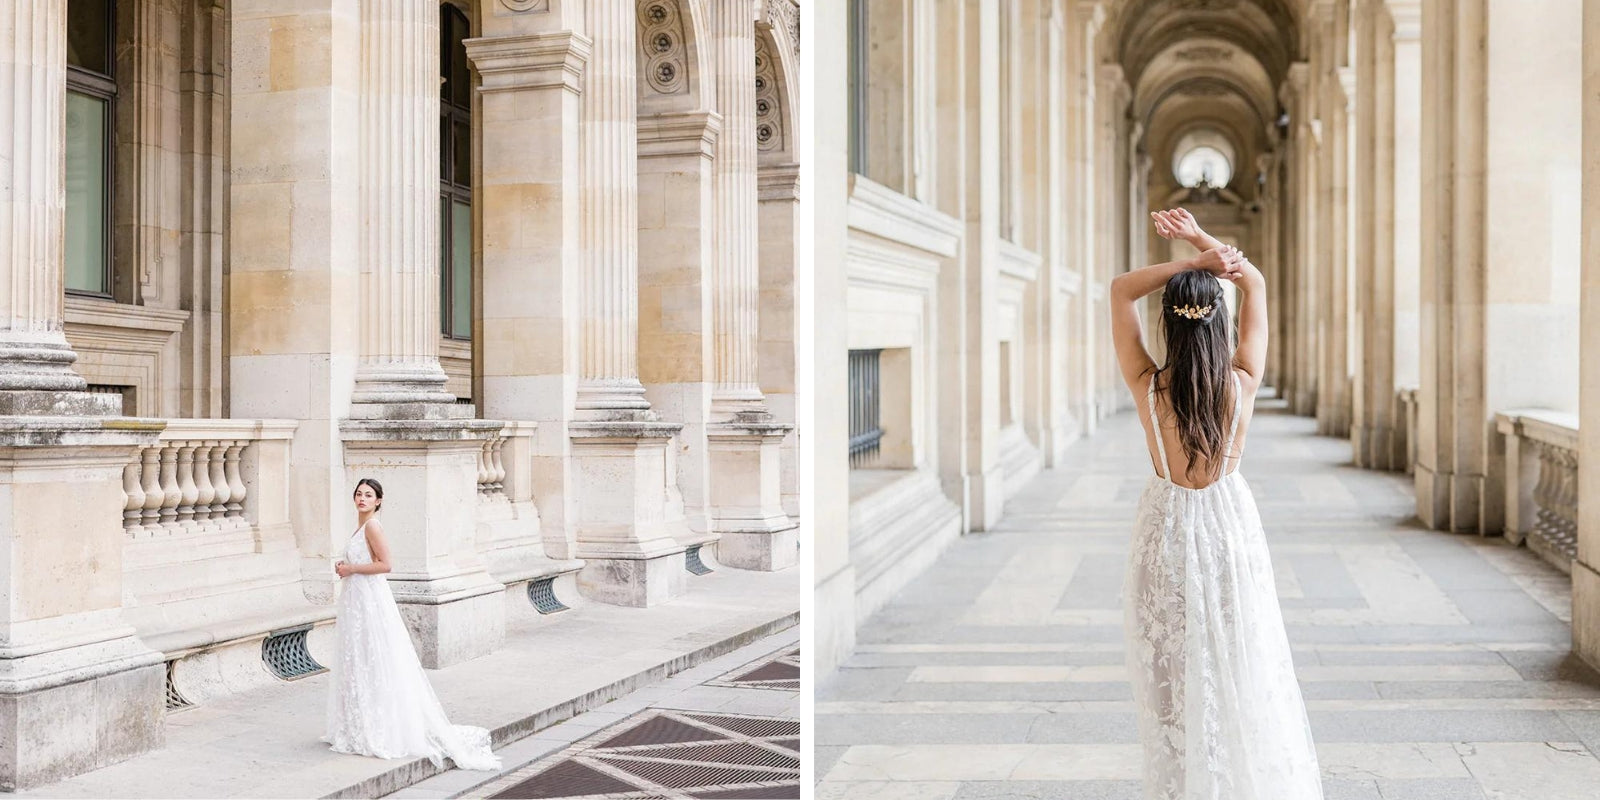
[[261, 625, 327, 680], [686, 544, 712, 575], [527, 577, 570, 614], [165, 660, 193, 712]]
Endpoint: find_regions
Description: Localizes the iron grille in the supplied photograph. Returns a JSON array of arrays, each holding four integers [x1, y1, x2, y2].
[[261, 625, 327, 680], [164, 660, 193, 712], [686, 544, 713, 575], [527, 576, 570, 614], [848, 349, 884, 466]]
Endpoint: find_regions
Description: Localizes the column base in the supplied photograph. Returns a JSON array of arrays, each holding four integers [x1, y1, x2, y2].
[[570, 419, 690, 607], [1573, 559, 1600, 673], [706, 412, 797, 571], [0, 639, 165, 792], [342, 418, 509, 668], [0, 389, 120, 417], [966, 464, 1006, 532]]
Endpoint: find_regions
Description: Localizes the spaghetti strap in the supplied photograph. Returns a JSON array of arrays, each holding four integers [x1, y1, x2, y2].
[[1146, 375, 1169, 480], [1225, 372, 1244, 464]]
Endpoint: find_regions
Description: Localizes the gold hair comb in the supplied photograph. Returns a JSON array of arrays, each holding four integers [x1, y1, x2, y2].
[[1171, 304, 1213, 320]]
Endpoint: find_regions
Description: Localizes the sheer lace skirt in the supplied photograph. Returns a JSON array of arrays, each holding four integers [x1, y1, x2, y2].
[[323, 573, 500, 772], [1123, 472, 1322, 800]]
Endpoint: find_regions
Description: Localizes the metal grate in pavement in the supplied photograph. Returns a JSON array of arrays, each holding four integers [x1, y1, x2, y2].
[[703, 648, 800, 692], [485, 709, 798, 799], [261, 625, 326, 680], [165, 660, 193, 712]]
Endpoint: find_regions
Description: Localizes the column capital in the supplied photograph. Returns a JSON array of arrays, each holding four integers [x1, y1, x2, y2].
[[637, 109, 723, 160], [1387, 1, 1422, 41], [465, 30, 591, 93], [1075, 0, 1107, 32]]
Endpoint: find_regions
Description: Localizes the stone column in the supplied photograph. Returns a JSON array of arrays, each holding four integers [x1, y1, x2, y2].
[[813, 0, 856, 674], [1315, 2, 1354, 437], [1095, 63, 1129, 419], [467, 9, 588, 564], [963, 0, 1005, 531], [0, 0, 164, 787], [1067, 1, 1103, 434], [339, 0, 505, 668], [568, 0, 688, 605], [1390, 1, 1423, 445], [347, 1, 463, 422], [1282, 62, 1319, 417], [704, 0, 797, 571], [1573, 0, 1600, 672], [1415, 0, 1582, 532]]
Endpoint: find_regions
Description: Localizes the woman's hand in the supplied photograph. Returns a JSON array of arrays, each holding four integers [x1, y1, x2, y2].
[[1151, 208, 1203, 242], [1193, 246, 1245, 281], [335, 561, 353, 578]]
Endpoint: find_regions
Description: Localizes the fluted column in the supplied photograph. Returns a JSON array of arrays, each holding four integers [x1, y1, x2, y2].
[[709, 0, 764, 414], [577, 0, 649, 413], [0, 0, 115, 416], [349, 0, 460, 419], [1574, 0, 1600, 672]]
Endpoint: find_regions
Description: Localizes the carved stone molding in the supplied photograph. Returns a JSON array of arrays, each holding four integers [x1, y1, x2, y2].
[[763, 0, 799, 55], [754, 33, 785, 155], [500, 0, 549, 12], [637, 0, 690, 96], [1174, 45, 1233, 62]]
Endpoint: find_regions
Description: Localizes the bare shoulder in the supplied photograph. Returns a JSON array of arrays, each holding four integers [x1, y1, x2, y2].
[[363, 517, 387, 541]]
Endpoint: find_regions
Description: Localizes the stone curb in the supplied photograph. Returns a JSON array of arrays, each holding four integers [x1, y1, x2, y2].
[[318, 609, 801, 800]]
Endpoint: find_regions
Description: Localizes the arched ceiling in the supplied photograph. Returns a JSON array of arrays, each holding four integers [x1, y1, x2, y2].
[[1103, 0, 1301, 198]]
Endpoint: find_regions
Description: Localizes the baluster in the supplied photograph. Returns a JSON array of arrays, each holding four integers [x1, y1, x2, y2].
[[208, 440, 232, 519], [192, 442, 217, 527], [175, 442, 199, 528], [140, 446, 163, 532], [158, 442, 181, 530], [123, 461, 144, 532], [224, 443, 247, 517], [490, 437, 506, 491], [477, 440, 490, 492]]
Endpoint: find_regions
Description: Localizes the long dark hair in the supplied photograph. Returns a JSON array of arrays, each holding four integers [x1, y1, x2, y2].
[[1148, 270, 1234, 482]]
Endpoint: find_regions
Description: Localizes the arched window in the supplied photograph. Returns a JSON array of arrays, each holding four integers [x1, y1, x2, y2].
[[66, 0, 115, 297], [1174, 146, 1232, 189], [1171, 129, 1236, 190], [439, 4, 472, 340]]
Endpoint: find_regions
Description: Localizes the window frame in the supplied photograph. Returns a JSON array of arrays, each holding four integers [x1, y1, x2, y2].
[[65, 0, 117, 300], [438, 3, 473, 341]]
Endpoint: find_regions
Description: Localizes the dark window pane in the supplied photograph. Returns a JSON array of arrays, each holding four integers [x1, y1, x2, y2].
[[439, 195, 450, 335], [67, 0, 111, 75], [449, 11, 470, 107], [440, 114, 451, 184], [451, 200, 472, 339], [65, 91, 108, 294], [453, 119, 471, 185]]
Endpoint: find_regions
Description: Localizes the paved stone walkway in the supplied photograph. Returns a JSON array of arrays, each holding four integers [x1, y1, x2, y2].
[[817, 399, 1600, 800]]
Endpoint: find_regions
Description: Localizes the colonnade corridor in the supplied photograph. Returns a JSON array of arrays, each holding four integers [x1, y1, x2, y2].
[[816, 399, 1600, 799]]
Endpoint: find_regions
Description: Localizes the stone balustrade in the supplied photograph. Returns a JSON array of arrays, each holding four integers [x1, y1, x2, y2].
[[122, 420, 297, 538], [477, 432, 507, 498], [1496, 410, 1580, 573]]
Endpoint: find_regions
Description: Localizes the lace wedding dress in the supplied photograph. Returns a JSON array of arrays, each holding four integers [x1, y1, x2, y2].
[[1123, 373, 1322, 799], [323, 519, 501, 771]]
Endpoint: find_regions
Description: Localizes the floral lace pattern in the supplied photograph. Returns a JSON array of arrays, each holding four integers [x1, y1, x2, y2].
[[1123, 375, 1322, 799], [323, 521, 501, 771]]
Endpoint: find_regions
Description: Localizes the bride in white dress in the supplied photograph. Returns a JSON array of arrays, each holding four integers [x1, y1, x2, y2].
[[323, 477, 501, 771], [1110, 208, 1322, 799]]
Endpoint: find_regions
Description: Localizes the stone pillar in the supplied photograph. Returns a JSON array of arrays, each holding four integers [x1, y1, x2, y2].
[[1282, 62, 1319, 417], [467, 10, 588, 563], [813, 0, 856, 674], [0, 0, 165, 787], [1095, 63, 1129, 419], [1391, 1, 1423, 429], [569, 0, 687, 605], [1067, 1, 1103, 434], [1315, 1, 1353, 437], [962, 0, 1005, 532], [1416, 0, 1582, 532], [704, 0, 796, 571], [1573, 0, 1600, 673], [338, 0, 505, 668]]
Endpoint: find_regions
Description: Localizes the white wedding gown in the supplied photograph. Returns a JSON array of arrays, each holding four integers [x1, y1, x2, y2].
[[323, 520, 501, 771], [1123, 374, 1322, 799]]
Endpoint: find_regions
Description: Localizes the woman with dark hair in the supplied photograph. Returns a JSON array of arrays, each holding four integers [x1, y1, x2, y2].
[[1110, 208, 1321, 799], [323, 477, 501, 771]]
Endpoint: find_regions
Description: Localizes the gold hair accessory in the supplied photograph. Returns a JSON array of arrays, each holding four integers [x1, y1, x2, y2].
[[1171, 304, 1213, 320]]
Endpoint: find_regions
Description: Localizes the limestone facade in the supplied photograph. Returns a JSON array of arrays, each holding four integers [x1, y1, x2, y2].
[[0, 0, 799, 788], [814, 0, 1600, 683]]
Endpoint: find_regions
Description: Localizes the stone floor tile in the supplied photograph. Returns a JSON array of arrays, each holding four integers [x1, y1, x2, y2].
[[817, 713, 1037, 746], [816, 781, 963, 799], [1373, 778, 1487, 799], [952, 780, 1142, 799]]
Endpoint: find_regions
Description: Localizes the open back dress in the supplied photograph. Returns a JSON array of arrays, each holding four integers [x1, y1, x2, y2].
[[1122, 372, 1323, 800]]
